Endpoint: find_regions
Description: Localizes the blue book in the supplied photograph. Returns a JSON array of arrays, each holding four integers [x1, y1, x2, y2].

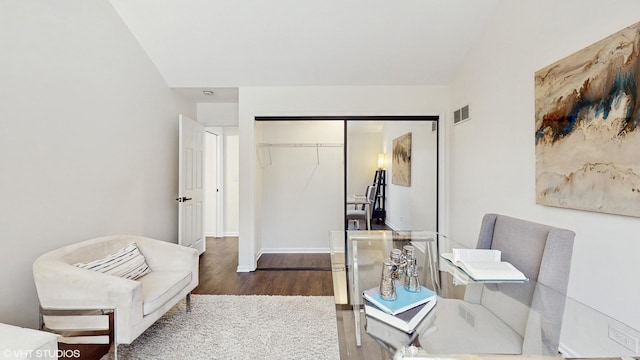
[[362, 285, 436, 315]]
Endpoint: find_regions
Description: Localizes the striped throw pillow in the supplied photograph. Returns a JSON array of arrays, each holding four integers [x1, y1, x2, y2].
[[74, 242, 151, 280]]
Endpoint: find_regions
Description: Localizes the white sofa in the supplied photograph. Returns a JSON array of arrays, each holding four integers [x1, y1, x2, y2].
[[33, 235, 199, 345]]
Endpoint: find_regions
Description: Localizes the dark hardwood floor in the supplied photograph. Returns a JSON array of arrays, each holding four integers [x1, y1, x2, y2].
[[257, 252, 332, 270], [193, 237, 334, 296]]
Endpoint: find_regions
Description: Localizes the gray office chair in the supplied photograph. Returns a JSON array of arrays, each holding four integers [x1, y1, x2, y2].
[[474, 214, 575, 355], [346, 185, 376, 230], [422, 214, 576, 355], [476, 213, 575, 294]]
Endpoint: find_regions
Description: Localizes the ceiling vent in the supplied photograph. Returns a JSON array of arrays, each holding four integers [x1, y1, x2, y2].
[[453, 105, 470, 125]]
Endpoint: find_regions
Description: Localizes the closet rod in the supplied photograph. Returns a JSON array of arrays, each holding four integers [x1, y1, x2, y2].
[[257, 143, 343, 148]]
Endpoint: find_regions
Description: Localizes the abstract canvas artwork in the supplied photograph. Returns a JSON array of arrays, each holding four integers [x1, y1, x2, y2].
[[392, 132, 411, 187], [535, 21, 640, 217]]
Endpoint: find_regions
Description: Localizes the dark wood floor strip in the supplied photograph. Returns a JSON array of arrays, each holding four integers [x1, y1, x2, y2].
[[193, 237, 334, 296], [256, 266, 333, 271], [256, 252, 331, 269]]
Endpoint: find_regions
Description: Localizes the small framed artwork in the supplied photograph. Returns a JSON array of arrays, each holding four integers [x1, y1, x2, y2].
[[392, 132, 412, 187]]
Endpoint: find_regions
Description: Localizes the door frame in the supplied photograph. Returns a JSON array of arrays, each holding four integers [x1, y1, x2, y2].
[[205, 127, 225, 238], [254, 115, 440, 234]]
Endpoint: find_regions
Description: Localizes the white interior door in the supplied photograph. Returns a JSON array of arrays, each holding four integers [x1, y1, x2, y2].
[[178, 114, 205, 254], [205, 130, 220, 237]]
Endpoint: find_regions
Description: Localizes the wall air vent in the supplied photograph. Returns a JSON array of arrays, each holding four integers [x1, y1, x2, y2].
[[453, 104, 471, 125]]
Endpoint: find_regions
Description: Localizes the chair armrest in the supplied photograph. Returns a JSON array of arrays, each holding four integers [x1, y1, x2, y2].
[[33, 260, 144, 338], [130, 236, 199, 272]]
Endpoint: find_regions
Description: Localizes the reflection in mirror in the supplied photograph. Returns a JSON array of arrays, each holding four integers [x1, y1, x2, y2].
[[346, 120, 438, 232], [257, 120, 344, 254]]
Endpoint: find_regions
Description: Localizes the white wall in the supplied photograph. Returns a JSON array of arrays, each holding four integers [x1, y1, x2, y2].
[[383, 121, 438, 231], [237, 86, 449, 271], [258, 121, 343, 252], [198, 103, 239, 127], [448, 0, 640, 332], [0, 1, 195, 328], [346, 130, 382, 197]]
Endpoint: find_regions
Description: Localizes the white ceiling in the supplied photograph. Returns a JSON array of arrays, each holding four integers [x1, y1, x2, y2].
[[172, 87, 239, 103], [109, 0, 499, 102]]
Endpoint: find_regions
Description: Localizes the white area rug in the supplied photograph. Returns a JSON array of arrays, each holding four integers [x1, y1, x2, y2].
[[106, 295, 340, 360]]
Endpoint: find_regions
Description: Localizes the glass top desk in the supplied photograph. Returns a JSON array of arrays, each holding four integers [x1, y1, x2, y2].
[[330, 230, 640, 360]]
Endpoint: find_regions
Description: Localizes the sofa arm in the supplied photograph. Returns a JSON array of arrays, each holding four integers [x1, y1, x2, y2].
[[131, 236, 199, 273], [33, 260, 144, 335]]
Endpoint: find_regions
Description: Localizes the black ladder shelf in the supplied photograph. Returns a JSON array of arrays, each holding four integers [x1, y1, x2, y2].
[[372, 169, 386, 223]]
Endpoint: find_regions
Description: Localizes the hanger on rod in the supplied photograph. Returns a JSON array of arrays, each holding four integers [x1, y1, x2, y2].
[[256, 146, 272, 166]]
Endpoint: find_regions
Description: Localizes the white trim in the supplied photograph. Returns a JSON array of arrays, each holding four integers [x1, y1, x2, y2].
[[438, 111, 450, 238], [205, 232, 239, 238], [236, 265, 254, 272], [259, 247, 331, 254], [383, 221, 401, 232]]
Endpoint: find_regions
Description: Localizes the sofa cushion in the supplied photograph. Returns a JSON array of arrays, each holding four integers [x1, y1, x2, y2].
[[73, 242, 151, 280], [138, 271, 192, 316]]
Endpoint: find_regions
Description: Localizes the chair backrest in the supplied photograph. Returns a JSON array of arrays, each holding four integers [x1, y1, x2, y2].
[[470, 214, 575, 355], [476, 213, 575, 294], [366, 185, 376, 205], [352, 185, 376, 211]]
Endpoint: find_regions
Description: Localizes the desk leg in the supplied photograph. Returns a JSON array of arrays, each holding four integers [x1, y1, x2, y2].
[[365, 204, 371, 230], [354, 307, 362, 346], [352, 238, 362, 346], [426, 241, 439, 291]]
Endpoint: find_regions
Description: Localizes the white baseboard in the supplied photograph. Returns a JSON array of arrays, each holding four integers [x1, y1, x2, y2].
[[204, 231, 239, 238], [236, 265, 254, 272], [384, 221, 401, 231], [247, 248, 330, 271], [259, 247, 330, 254]]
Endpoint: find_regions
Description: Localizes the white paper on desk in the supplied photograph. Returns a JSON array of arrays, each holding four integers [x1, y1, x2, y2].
[[452, 248, 501, 262], [444, 249, 526, 281]]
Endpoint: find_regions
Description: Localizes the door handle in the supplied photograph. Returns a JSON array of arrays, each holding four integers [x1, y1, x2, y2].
[[176, 197, 193, 202]]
